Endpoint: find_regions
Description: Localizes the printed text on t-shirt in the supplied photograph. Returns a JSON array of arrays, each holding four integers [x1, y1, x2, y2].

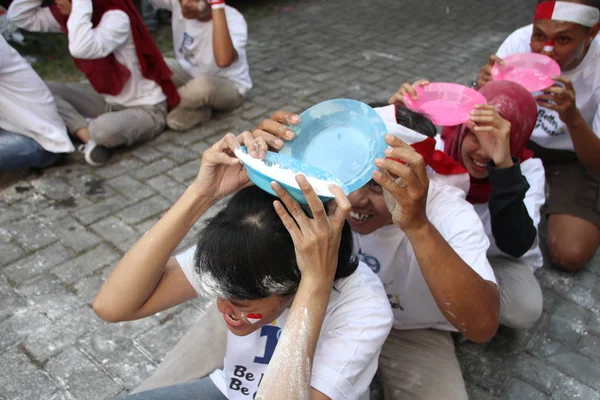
[[227, 324, 281, 398], [357, 249, 405, 310], [230, 365, 264, 398], [536, 108, 567, 137]]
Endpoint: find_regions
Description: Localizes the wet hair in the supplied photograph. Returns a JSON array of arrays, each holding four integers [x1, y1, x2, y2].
[[368, 102, 437, 137], [536, 0, 600, 11], [193, 186, 358, 300]]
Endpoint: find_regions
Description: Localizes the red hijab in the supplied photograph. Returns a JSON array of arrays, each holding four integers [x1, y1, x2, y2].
[[49, 0, 180, 108], [441, 81, 538, 204]]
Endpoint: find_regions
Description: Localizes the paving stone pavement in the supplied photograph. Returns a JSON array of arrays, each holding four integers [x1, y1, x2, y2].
[[2, 0, 600, 398]]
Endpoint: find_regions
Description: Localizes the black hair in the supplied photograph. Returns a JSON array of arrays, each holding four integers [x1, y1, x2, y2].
[[369, 102, 437, 138], [536, 0, 600, 11], [193, 186, 358, 300]]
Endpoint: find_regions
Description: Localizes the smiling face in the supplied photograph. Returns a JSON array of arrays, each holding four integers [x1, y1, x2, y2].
[[346, 181, 394, 235], [460, 130, 490, 179], [530, 19, 597, 70], [217, 294, 293, 336], [55, 0, 72, 15]]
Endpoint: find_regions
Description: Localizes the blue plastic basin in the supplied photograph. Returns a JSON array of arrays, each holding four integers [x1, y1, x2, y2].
[[236, 146, 349, 205], [279, 99, 388, 193]]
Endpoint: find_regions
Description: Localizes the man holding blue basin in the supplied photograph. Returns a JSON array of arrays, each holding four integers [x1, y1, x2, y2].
[[249, 104, 500, 400]]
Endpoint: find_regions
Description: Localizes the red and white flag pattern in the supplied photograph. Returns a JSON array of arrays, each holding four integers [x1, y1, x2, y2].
[[375, 105, 470, 194], [534, 1, 600, 27]]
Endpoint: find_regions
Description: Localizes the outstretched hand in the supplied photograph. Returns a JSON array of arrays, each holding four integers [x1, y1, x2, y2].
[[252, 110, 300, 153], [476, 54, 504, 89], [192, 132, 267, 202], [388, 79, 430, 105], [271, 176, 351, 285], [466, 104, 513, 168], [535, 76, 579, 125], [373, 135, 429, 234]]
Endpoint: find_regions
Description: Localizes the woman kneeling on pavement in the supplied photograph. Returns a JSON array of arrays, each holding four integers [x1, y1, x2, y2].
[[92, 132, 393, 399], [390, 80, 546, 329]]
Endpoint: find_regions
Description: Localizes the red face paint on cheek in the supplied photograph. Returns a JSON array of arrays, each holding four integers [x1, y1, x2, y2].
[[246, 313, 263, 324]]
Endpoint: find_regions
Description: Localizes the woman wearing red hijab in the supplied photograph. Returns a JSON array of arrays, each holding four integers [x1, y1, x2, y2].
[[8, 0, 179, 166], [390, 80, 546, 330]]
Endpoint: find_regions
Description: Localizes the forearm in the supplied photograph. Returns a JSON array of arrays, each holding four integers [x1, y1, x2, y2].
[[488, 160, 536, 257], [407, 223, 499, 342], [568, 112, 600, 172], [67, 0, 93, 53], [67, 0, 129, 59], [7, 0, 60, 32], [94, 185, 213, 320], [212, 8, 237, 68], [256, 278, 332, 400]]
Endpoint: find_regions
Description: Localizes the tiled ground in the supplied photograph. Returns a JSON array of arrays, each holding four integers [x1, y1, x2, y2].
[[1, 0, 599, 398]]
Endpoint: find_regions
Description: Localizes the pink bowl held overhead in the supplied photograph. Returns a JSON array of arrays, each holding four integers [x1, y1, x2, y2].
[[404, 82, 487, 126], [491, 53, 561, 92]]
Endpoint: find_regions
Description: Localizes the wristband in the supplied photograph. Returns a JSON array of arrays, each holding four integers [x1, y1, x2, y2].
[[209, 0, 225, 9]]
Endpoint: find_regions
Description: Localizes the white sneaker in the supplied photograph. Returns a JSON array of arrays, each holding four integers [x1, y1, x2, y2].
[[78, 140, 112, 166]]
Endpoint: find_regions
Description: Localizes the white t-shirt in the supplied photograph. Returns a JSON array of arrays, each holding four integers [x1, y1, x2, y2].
[[149, 0, 252, 95], [0, 35, 73, 153], [496, 24, 600, 151], [353, 180, 496, 331], [176, 247, 393, 400], [8, 0, 166, 107], [434, 137, 547, 270]]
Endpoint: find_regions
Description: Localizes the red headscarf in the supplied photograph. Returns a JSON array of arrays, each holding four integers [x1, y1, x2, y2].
[[49, 0, 180, 108], [441, 81, 538, 204]]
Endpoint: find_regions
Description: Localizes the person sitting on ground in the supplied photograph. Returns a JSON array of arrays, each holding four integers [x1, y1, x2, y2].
[[149, 0, 251, 132], [476, 0, 600, 273], [8, 0, 180, 166], [390, 80, 546, 329], [249, 106, 500, 400], [0, 34, 74, 174], [93, 132, 393, 400]]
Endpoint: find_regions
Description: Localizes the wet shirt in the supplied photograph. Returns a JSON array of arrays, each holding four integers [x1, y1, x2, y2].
[[353, 181, 496, 331], [177, 248, 393, 400]]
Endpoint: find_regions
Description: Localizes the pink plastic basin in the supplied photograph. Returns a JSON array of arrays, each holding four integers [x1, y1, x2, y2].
[[404, 82, 487, 126], [491, 53, 561, 92]]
